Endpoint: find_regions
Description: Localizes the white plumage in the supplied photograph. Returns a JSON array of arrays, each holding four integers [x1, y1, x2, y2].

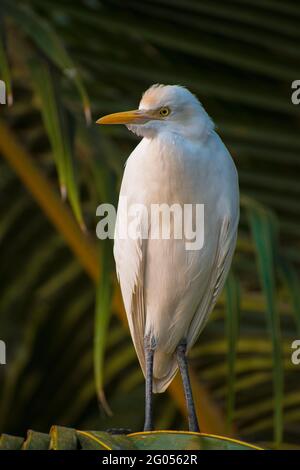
[[99, 84, 239, 395]]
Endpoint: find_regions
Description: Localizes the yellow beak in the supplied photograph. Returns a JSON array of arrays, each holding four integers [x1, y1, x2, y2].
[[96, 109, 153, 125]]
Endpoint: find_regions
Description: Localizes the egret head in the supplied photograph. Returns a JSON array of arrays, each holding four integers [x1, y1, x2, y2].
[[96, 84, 214, 140]]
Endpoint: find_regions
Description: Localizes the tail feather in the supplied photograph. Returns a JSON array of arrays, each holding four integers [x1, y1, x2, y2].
[[152, 351, 178, 393], [132, 337, 179, 394]]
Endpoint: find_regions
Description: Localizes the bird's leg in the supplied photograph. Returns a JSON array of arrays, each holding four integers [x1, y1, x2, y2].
[[144, 335, 154, 432], [176, 341, 200, 433]]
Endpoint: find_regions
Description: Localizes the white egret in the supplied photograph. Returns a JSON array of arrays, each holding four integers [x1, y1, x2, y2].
[[97, 84, 239, 432]]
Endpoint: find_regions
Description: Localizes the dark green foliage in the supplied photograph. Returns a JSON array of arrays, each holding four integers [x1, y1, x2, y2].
[[0, 427, 261, 450]]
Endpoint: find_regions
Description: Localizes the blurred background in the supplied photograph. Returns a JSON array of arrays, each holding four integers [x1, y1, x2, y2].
[[0, 0, 300, 450]]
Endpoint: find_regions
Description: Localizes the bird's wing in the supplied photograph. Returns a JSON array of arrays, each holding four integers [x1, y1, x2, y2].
[[187, 214, 238, 349], [113, 211, 147, 374]]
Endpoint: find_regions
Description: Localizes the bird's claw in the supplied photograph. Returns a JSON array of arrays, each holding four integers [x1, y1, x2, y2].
[[105, 428, 132, 435]]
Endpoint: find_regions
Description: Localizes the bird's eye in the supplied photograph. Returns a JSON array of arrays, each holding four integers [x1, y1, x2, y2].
[[159, 107, 170, 117]]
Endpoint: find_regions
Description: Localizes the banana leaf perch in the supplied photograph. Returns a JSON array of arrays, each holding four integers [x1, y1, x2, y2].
[[0, 426, 262, 450]]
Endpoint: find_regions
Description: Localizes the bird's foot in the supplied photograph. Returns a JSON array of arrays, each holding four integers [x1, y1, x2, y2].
[[143, 423, 154, 432], [189, 424, 200, 433], [105, 428, 132, 435]]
